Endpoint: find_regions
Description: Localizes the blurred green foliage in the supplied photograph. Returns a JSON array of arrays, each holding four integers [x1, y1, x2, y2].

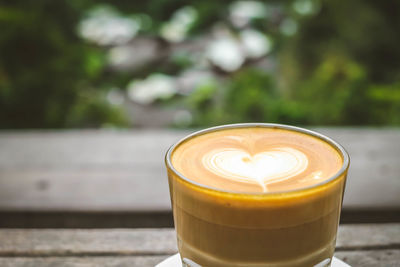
[[182, 0, 400, 127], [0, 0, 399, 128], [187, 69, 307, 126], [0, 0, 127, 128]]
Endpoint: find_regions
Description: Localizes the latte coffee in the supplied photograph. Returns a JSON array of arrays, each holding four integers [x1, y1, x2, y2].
[[166, 124, 349, 267]]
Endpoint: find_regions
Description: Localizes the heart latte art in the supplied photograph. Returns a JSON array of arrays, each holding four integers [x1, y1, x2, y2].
[[203, 147, 308, 191], [171, 127, 342, 193]]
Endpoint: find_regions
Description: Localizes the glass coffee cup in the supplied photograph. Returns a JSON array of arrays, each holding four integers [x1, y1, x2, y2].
[[165, 123, 349, 267]]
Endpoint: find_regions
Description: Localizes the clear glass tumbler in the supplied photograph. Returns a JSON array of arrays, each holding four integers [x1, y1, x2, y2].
[[165, 123, 349, 267]]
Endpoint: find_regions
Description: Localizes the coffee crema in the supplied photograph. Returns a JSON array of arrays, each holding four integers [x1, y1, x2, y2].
[[171, 127, 342, 193]]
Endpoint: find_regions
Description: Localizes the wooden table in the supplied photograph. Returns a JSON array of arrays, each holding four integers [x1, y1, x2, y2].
[[0, 128, 399, 227], [0, 224, 399, 266], [0, 128, 399, 266]]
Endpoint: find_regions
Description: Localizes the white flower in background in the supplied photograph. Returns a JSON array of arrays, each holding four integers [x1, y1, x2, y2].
[[177, 70, 214, 95], [127, 74, 176, 104], [108, 38, 159, 69], [229, 1, 268, 28], [280, 18, 298, 36], [173, 110, 193, 127], [161, 6, 198, 42], [293, 0, 316, 16], [107, 88, 125, 106], [79, 6, 139, 45], [206, 37, 244, 72], [108, 46, 132, 66], [240, 29, 272, 58]]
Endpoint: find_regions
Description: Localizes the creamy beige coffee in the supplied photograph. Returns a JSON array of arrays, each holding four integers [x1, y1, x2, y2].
[[172, 127, 342, 193], [166, 124, 349, 267]]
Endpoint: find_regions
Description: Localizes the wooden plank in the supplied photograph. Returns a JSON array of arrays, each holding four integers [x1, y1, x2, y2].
[[0, 252, 399, 267], [0, 256, 167, 267], [335, 250, 400, 267], [0, 130, 183, 212], [314, 128, 400, 210], [0, 225, 399, 266], [0, 229, 178, 255], [336, 223, 400, 248], [0, 170, 171, 211], [0, 130, 188, 168], [2, 252, 397, 267], [0, 129, 399, 214], [0, 224, 398, 255], [0, 253, 399, 267]]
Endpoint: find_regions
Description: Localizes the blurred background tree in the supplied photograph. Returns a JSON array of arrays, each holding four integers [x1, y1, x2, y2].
[[0, 0, 399, 128]]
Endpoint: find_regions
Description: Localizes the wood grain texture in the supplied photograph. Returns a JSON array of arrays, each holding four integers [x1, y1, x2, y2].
[[0, 224, 398, 255], [0, 224, 399, 266], [0, 128, 399, 213], [2, 252, 397, 267], [335, 250, 400, 267], [0, 252, 399, 267], [0, 229, 178, 255], [336, 223, 400, 248], [0, 256, 167, 267]]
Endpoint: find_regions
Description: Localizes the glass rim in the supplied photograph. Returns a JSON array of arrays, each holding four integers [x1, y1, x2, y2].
[[165, 123, 350, 196]]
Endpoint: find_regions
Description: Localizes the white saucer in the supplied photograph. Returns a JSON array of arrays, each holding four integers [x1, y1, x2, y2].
[[156, 253, 351, 267]]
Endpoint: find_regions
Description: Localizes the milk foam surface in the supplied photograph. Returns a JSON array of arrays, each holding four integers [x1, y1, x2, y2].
[[171, 127, 342, 193]]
